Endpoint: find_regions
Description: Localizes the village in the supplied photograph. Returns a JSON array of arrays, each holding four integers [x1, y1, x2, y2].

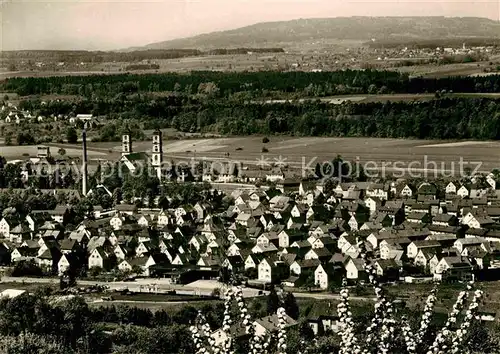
[[1, 123, 500, 294]]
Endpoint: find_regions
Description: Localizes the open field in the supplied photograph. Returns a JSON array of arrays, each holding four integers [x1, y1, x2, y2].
[[391, 61, 498, 78], [3, 90, 498, 108], [132, 136, 500, 176], [1, 50, 497, 79], [261, 93, 500, 105], [3, 276, 500, 316], [2, 136, 500, 176]]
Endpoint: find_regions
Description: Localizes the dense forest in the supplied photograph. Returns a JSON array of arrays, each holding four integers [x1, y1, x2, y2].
[[3, 71, 500, 140], [3, 71, 500, 97], [169, 98, 500, 139], [0, 48, 284, 65], [14, 95, 500, 140]]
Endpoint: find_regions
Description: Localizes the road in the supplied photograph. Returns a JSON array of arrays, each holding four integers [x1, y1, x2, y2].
[[0, 276, 375, 302]]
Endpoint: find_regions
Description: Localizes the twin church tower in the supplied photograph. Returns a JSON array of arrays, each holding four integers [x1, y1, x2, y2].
[[121, 129, 163, 178]]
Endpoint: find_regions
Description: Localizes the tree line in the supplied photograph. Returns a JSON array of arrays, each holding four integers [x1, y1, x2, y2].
[[0, 48, 284, 65], [0, 288, 498, 354], [155, 98, 500, 140], [4, 70, 500, 97], [10, 93, 500, 140]]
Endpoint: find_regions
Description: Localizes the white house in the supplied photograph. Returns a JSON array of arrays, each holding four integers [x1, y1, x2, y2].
[[400, 184, 413, 197], [258, 258, 274, 283], [314, 264, 330, 290], [445, 182, 457, 194], [457, 186, 469, 198], [345, 258, 364, 280]]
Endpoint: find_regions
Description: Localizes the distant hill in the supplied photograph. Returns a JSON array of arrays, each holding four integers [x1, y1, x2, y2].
[[135, 16, 500, 50]]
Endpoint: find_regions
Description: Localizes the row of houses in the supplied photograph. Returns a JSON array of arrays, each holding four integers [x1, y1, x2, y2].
[[1, 174, 500, 289], [2, 106, 99, 125]]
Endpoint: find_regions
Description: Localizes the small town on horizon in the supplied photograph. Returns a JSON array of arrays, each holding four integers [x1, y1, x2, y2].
[[2, 8, 500, 354]]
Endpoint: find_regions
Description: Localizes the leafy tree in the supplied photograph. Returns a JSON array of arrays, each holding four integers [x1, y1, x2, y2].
[[283, 292, 300, 320], [266, 287, 280, 315], [0, 333, 68, 354], [16, 132, 35, 145], [10, 260, 43, 277], [299, 320, 316, 340], [66, 127, 78, 144], [219, 267, 232, 284], [4, 131, 12, 146], [88, 267, 102, 277]]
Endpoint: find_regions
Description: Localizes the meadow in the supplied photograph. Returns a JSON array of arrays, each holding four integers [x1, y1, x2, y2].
[[3, 136, 499, 178]]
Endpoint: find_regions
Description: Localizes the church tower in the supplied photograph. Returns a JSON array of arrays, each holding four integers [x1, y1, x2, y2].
[[122, 130, 132, 156], [152, 129, 163, 178]]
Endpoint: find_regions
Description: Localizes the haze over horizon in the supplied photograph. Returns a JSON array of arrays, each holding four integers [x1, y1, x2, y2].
[[1, 0, 500, 51]]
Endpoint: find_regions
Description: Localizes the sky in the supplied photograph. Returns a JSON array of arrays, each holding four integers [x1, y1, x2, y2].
[[1, 0, 499, 51]]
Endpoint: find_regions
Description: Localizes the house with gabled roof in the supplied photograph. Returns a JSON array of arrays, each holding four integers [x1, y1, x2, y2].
[[454, 237, 489, 255], [462, 212, 494, 229], [0, 216, 20, 239], [144, 253, 170, 275], [366, 183, 389, 200], [89, 247, 116, 270], [244, 253, 264, 270], [337, 233, 358, 254], [57, 253, 79, 276], [172, 252, 195, 266], [290, 204, 308, 218], [364, 197, 383, 215], [407, 212, 431, 224], [59, 238, 80, 255], [251, 243, 278, 254], [257, 257, 288, 284], [222, 255, 244, 272], [434, 256, 473, 281], [87, 236, 111, 253], [432, 213, 458, 226], [11, 246, 38, 263], [256, 232, 279, 247], [197, 254, 221, 269], [414, 248, 438, 269], [395, 183, 415, 198], [374, 259, 401, 280], [315, 263, 340, 290], [26, 212, 52, 232], [407, 240, 441, 259], [445, 181, 458, 194], [305, 248, 332, 262], [118, 257, 148, 275], [278, 229, 307, 248], [308, 235, 337, 250], [188, 235, 208, 253], [345, 258, 366, 281], [425, 233, 457, 248], [114, 244, 133, 260], [379, 239, 406, 261], [289, 259, 321, 276], [36, 247, 62, 274], [9, 224, 32, 244]]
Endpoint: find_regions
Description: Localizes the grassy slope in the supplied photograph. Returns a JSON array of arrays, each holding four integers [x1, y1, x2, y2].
[[138, 17, 500, 50]]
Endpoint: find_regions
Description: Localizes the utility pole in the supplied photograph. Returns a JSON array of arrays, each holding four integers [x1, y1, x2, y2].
[[82, 122, 88, 196]]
